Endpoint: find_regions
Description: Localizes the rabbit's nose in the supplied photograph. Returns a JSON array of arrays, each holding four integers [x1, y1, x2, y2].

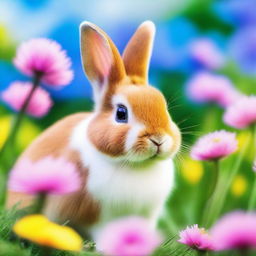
[[149, 138, 163, 147], [150, 138, 163, 154]]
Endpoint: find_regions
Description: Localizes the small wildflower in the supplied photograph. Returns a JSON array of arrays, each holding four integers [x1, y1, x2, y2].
[[14, 38, 73, 87], [253, 161, 256, 172], [8, 157, 80, 195], [223, 95, 256, 129], [97, 217, 162, 256], [191, 130, 238, 161], [178, 224, 214, 251], [231, 175, 247, 197], [186, 72, 241, 107], [181, 158, 204, 184], [211, 211, 256, 251], [1, 82, 53, 117], [13, 215, 83, 251], [0, 116, 40, 150], [190, 39, 225, 69]]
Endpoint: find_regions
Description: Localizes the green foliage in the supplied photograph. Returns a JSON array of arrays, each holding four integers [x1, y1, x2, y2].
[[0, 207, 100, 256], [0, 0, 256, 255], [182, 0, 234, 34], [0, 239, 29, 256]]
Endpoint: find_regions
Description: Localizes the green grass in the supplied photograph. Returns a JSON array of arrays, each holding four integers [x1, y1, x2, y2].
[[0, 207, 101, 256]]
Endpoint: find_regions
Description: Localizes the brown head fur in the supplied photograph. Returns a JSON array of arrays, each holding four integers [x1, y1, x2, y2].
[[80, 21, 181, 160]]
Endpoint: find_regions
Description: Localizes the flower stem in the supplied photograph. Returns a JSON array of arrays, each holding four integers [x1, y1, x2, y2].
[[252, 124, 256, 158], [201, 160, 220, 226], [209, 160, 219, 200], [205, 133, 251, 226], [248, 176, 256, 211], [248, 124, 256, 211], [0, 73, 42, 163], [33, 193, 47, 214], [0, 72, 42, 207]]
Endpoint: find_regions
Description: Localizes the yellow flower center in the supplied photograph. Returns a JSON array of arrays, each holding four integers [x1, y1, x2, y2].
[[212, 137, 221, 143]]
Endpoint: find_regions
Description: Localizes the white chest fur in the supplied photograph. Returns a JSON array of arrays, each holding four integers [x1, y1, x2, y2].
[[70, 117, 175, 234]]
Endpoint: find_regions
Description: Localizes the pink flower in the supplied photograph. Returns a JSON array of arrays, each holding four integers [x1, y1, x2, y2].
[[97, 217, 162, 256], [186, 72, 241, 107], [1, 81, 53, 117], [14, 38, 73, 87], [190, 39, 225, 69], [253, 161, 256, 172], [178, 225, 214, 251], [191, 130, 238, 161], [223, 95, 256, 129], [211, 211, 256, 251], [8, 157, 81, 195]]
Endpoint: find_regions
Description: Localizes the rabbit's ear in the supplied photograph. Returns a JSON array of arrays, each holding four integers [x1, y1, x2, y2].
[[80, 22, 126, 102], [122, 21, 155, 85]]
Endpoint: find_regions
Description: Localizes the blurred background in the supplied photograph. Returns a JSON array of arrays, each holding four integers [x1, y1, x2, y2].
[[0, 0, 256, 235]]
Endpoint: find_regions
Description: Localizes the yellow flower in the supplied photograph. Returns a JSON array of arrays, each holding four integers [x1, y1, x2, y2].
[[0, 116, 9, 148], [231, 175, 247, 197], [237, 131, 252, 160], [0, 24, 15, 59], [13, 215, 83, 251], [17, 119, 41, 150], [0, 25, 11, 45], [0, 116, 40, 150], [181, 158, 204, 184]]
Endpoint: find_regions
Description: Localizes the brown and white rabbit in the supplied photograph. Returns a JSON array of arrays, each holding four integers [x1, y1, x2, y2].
[[7, 21, 181, 239]]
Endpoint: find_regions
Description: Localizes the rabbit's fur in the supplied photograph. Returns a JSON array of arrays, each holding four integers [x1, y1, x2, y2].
[[7, 21, 181, 240]]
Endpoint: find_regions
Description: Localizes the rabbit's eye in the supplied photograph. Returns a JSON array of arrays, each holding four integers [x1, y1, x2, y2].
[[116, 104, 128, 123]]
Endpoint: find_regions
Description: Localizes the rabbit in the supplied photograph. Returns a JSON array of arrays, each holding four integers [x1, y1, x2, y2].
[[7, 20, 181, 239]]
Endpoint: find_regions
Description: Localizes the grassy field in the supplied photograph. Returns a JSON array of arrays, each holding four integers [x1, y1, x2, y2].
[[1, 0, 256, 255]]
